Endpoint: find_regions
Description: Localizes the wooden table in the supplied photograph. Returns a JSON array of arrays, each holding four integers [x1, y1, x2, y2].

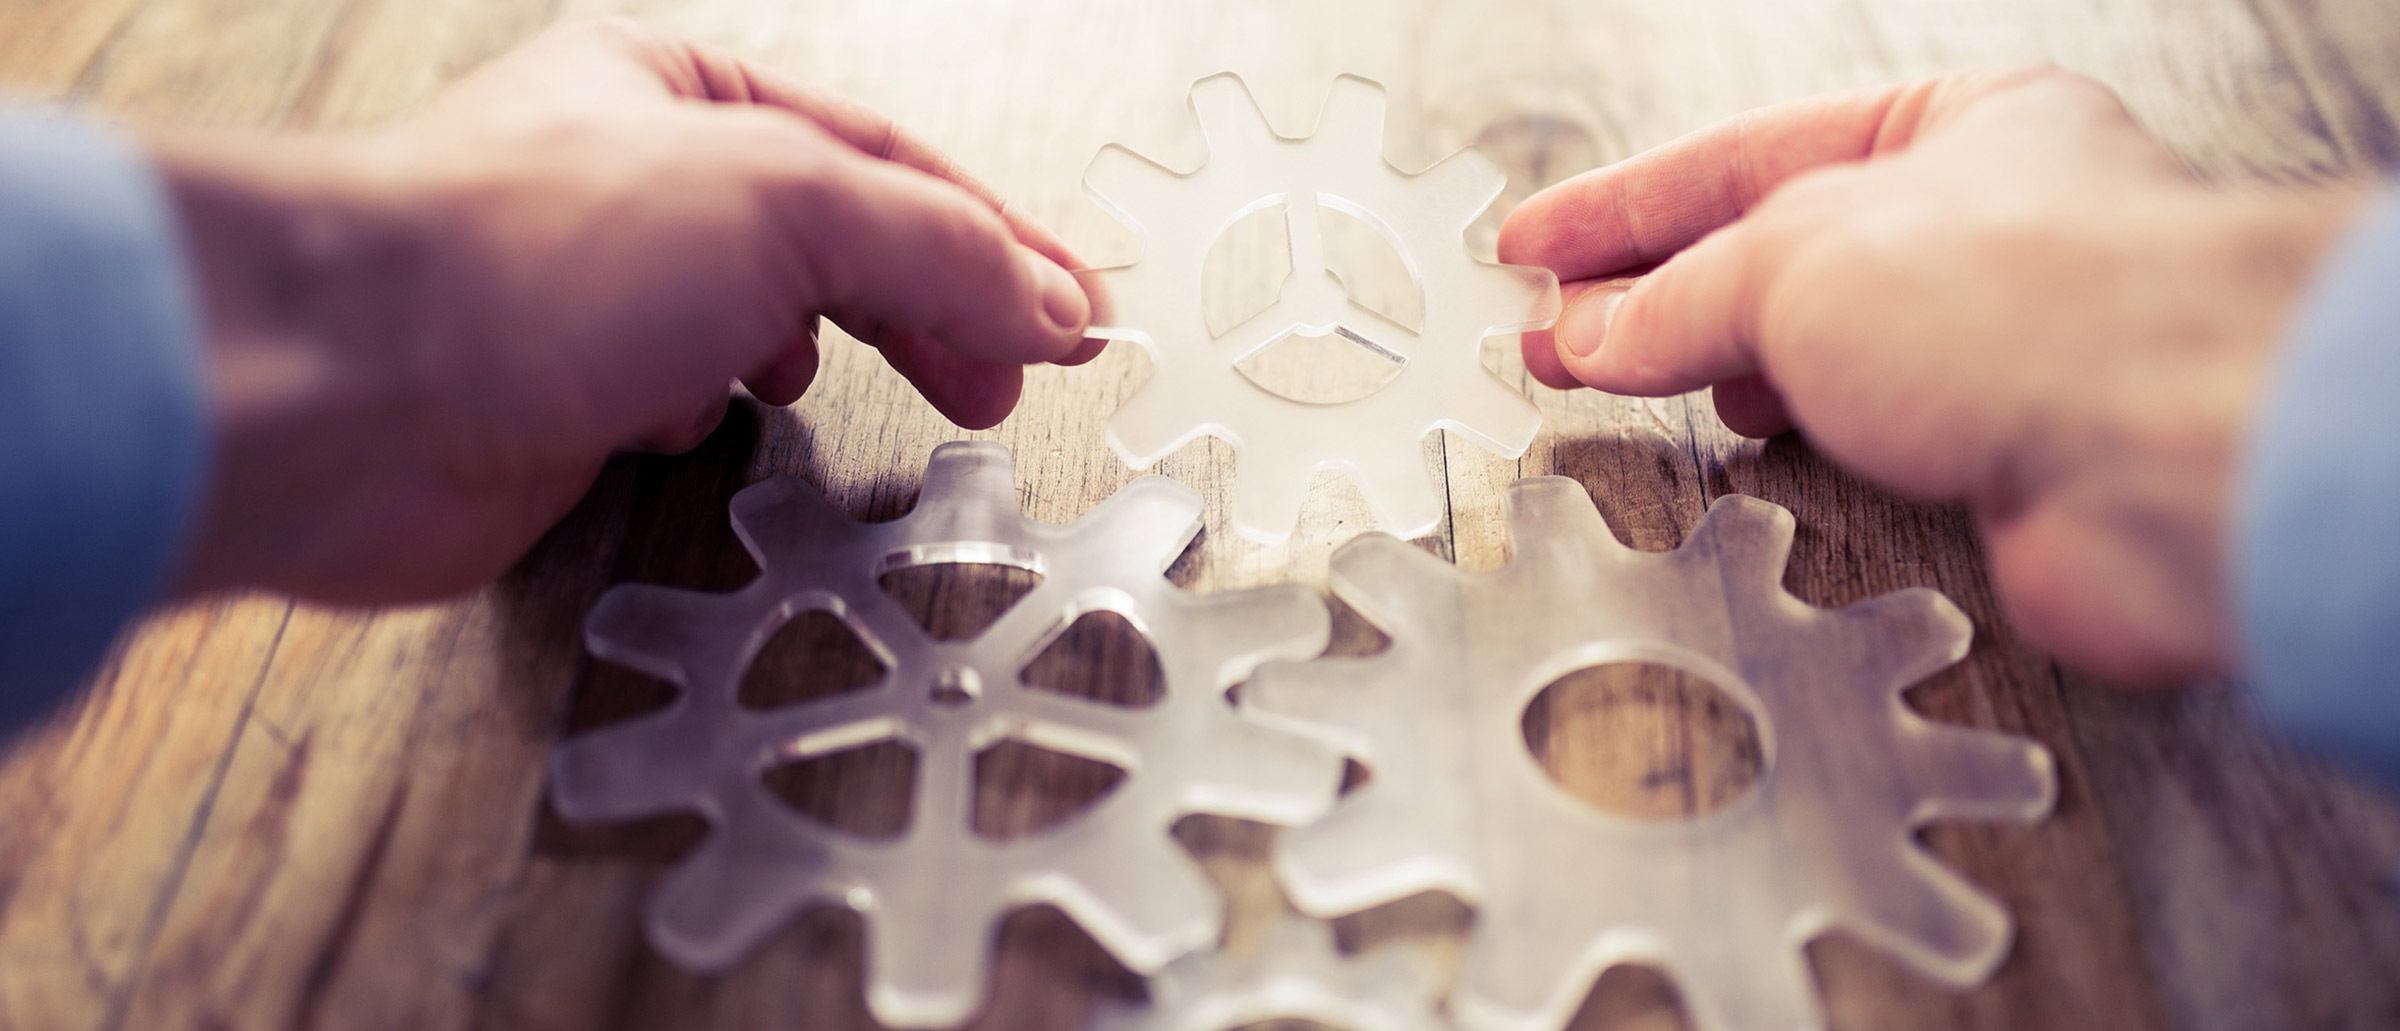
[[4, 1, 2399, 1028]]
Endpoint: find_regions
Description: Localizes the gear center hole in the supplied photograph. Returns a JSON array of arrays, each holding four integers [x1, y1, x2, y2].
[[1203, 199, 1423, 406], [1520, 662, 1766, 821]]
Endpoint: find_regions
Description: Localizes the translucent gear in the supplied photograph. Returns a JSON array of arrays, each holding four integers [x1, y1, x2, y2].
[[1243, 480, 2059, 1031], [1090, 907, 1452, 1031], [550, 441, 1346, 1028], [1076, 73, 1561, 544]]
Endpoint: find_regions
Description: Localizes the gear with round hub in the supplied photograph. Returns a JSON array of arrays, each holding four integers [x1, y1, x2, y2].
[[1076, 73, 1561, 544], [1242, 480, 2058, 1030], [551, 442, 1345, 1028]]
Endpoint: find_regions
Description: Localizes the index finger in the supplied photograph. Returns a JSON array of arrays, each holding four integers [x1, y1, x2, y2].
[[1496, 78, 1964, 280], [654, 32, 1084, 270]]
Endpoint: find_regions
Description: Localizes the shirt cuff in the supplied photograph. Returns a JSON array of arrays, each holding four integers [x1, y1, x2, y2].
[[0, 110, 210, 728], [2237, 185, 2400, 787]]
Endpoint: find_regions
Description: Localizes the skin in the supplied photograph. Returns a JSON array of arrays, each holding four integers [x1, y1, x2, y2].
[[148, 32, 2360, 687], [157, 20, 1098, 605], [1496, 68, 2371, 686]]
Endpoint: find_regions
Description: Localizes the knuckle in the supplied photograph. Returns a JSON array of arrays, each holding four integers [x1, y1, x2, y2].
[[1761, 163, 1865, 211], [571, 16, 668, 54], [1971, 65, 2134, 120], [747, 124, 855, 217], [928, 198, 1019, 281]]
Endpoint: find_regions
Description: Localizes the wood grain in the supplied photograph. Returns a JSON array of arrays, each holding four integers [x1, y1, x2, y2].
[[2, 0, 2398, 1028]]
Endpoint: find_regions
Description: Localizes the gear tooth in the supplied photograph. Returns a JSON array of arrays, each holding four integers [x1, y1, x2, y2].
[[1084, 997, 1151, 1031], [1500, 477, 1626, 564], [901, 442, 1031, 543], [1188, 73, 1282, 164], [1185, 583, 1332, 667], [1838, 587, 1974, 683], [1687, 494, 1797, 591], [1099, 907, 1450, 1031], [1414, 148, 1510, 226], [1106, 381, 1210, 467], [1076, 266, 1146, 340], [1243, 659, 1377, 747], [1278, 792, 1454, 916], [1845, 847, 2015, 985], [1085, 144, 1187, 228], [1665, 941, 1827, 1031], [1228, 452, 1314, 544], [1326, 534, 1456, 628], [1435, 376, 1542, 456], [1898, 720, 2057, 823], [586, 583, 745, 685], [1470, 259, 1564, 332], [1451, 928, 1610, 1031], [1184, 713, 1345, 826], [549, 712, 706, 821], [728, 477, 850, 562], [863, 888, 1005, 1028], [1056, 835, 1220, 973], [918, 440, 1018, 503], [1814, 585, 1968, 690], [1309, 74, 1389, 159], [1349, 446, 1443, 540], [648, 808, 831, 971], [1074, 474, 1205, 571]]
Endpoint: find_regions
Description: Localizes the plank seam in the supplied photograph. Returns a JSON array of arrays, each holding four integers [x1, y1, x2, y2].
[[95, 601, 296, 1031]]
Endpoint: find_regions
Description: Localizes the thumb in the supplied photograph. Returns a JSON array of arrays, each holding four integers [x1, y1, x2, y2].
[[1549, 220, 1775, 398]]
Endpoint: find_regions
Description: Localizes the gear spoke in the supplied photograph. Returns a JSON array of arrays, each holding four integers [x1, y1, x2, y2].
[[989, 684, 1149, 765], [750, 687, 909, 762]]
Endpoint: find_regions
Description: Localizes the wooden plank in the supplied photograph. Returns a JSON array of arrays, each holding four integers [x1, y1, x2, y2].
[[2060, 684, 2400, 1030], [0, 597, 290, 1029], [115, 468, 631, 1029], [64, 0, 364, 128], [2244, 0, 2400, 172], [0, 0, 154, 96], [0, 0, 2395, 1028]]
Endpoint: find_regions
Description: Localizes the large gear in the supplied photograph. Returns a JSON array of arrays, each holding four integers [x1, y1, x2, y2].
[[1076, 73, 1560, 544], [1243, 480, 2058, 1031], [550, 442, 1346, 1028], [1090, 907, 1452, 1031]]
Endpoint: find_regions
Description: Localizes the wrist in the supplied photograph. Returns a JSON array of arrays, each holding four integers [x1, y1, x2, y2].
[[1990, 184, 2373, 681], [150, 131, 437, 595]]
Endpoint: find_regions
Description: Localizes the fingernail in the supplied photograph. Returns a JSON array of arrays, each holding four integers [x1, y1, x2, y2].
[[1028, 251, 1090, 336], [1559, 290, 1624, 358]]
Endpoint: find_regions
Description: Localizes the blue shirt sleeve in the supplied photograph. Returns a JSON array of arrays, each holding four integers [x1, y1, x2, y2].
[[2238, 186, 2400, 788], [0, 110, 210, 728]]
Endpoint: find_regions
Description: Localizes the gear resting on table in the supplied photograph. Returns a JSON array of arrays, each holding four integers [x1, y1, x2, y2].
[[1242, 481, 2058, 1031], [550, 441, 1345, 1028]]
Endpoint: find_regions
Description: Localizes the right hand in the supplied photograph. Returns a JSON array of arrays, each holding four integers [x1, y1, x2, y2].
[[1497, 69, 2370, 684]]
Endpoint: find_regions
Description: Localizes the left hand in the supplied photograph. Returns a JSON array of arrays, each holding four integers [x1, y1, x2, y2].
[[158, 20, 1095, 604]]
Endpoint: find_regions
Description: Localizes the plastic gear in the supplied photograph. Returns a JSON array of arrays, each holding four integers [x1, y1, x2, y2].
[[551, 442, 1346, 1028], [1076, 73, 1561, 544], [1090, 907, 1452, 1031], [1243, 480, 2058, 1031]]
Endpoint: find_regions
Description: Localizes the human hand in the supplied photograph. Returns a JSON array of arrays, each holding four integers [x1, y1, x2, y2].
[[1497, 69, 2369, 684], [157, 20, 1093, 604]]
